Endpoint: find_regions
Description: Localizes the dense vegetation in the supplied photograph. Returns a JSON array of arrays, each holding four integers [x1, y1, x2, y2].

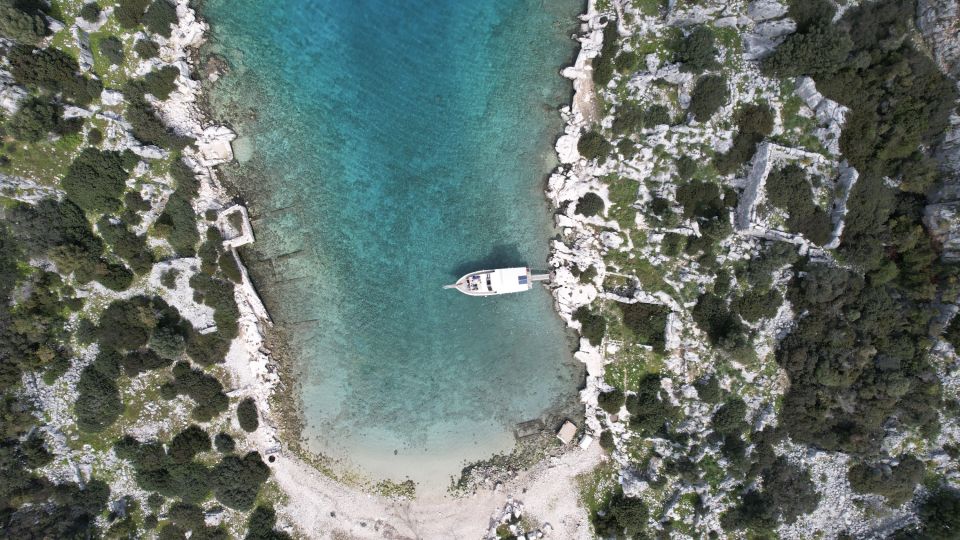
[[765, 165, 833, 245], [578, 130, 613, 161], [765, 0, 957, 461], [714, 103, 774, 174], [581, 0, 960, 536], [688, 75, 728, 122], [671, 25, 718, 73], [618, 302, 669, 352], [575, 192, 605, 217], [574, 306, 606, 346], [0, 3, 276, 537]]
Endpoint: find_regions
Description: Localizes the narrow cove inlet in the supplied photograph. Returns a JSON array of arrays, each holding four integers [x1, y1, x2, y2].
[[202, 0, 586, 488]]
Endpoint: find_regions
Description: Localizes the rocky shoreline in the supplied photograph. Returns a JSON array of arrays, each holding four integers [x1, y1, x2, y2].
[[147, 0, 289, 466], [545, 0, 610, 439]]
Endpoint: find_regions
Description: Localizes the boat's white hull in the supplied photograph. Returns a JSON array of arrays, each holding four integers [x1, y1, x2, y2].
[[445, 267, 533, 296]]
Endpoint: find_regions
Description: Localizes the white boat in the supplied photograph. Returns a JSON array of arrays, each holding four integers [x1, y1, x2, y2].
[[444, 267, 549, 296]]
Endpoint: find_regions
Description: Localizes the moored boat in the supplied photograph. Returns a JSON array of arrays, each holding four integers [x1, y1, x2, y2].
[[444, 267, 548, 296]]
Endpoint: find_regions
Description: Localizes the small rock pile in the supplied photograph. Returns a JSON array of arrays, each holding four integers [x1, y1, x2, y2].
[[485, 498, 554, 540]]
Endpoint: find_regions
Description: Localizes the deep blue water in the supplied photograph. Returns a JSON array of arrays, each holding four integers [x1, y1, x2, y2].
[[204, 0, 583, 488]]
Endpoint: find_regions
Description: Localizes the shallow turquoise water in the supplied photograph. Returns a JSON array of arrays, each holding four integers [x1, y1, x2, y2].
[[204, 0, 584, 487]]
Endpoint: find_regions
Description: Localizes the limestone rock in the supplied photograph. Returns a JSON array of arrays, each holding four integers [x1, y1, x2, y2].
[[0, 71, 27, 114], [917, 0, 960, 79], [195, 125, 237, 166], [747, 0, 789, 22], [101, 89, 125, 106]]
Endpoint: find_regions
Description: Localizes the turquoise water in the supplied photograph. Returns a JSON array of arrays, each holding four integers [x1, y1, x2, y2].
[[203, 0, 584, 488]]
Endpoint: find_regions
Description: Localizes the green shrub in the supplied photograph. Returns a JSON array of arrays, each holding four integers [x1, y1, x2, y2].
[[126, 95, 192, 149], [592, 492, 649, 538], [673, 25, 718, 73], [642, 104, 671, 128], [150, 324, 185, 360], [762, 24, 851, 78], [170, 159, 200, 196], [75, 354, 124, 432], [626, 374, 680, 436], [676, 155, 697, 179], [735, 103, 775, 136], [0, 3, 47, 44], [185, 329, 231, 366], [156, 191, 199, 256], [598, 430, 615, 452], [80, 3, 101, 22], [6, 97, 62, 142], [693, 375, 722, 403], [97, 297, 155, 351], [592, 23, 619, 87], [168, 425, 210, 464], [19, 431, 53, 468], [134, 38, 160, 58], [115, 0, 151, 28], [246, 505, 293, 540], [7, 45, 102, 106], [166, 502, 205, 531], [766, 165, 812, 215], [722, 457, 819, 530], [714, 134, 759, 175], [62, 148, 131, 213], [676, 180, 723, 221], [42, 352, 71, 384], [766, 165, 833, 245], [715, 103, 774, 174], [122, 349, 172, 377], [144, 0, 178, 37], [158, 269, 178, 290], [733, 288, 782, 323], [97, 217, 153, 274], [692, 293, 744, 349], [113, 435, 212, 503], [916, 487, 960, 539], [712, 397, 748, 436], [848, 455, 923, 506], [578, 265, 598, 284], [161, 361, 229, 421], [614, 50, 641, 75], [573, 306, 605, 346], [88, 127, 103, 145], [575, 192, 605, 217], [598, 388, 625, 415], [945, 317, 960, 350], [787, 0, 836, 32], [214, 432, 235, 453], [237, 397, 259, 432], [220, 250, 243, 283], [738, 242, 797, 290], [578, 131, 612, 161], [210, 452, 270, 510], [98, 36, 124, 65], [190, 273, 240, 339], [688, 75, 728, 122], [127, 66, 180, 100], [124, 191, 151, 213], [198, 226, 222, 275], [613, 102, 671, 134], [95, 262, 134, 291], [661, 232, 686, 257], [619, 302, 670, 352]]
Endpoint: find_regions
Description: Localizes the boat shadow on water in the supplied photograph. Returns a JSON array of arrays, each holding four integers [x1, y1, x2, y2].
[[449, 243, 544, 279]]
